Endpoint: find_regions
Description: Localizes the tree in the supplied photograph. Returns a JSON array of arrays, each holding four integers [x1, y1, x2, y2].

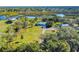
[[13, 21, 23, 32], [5, 20, 13, 24], [23, 21, 28, 29], [15, 41, 41, 52], [46, 40, 70, 52], [42, 18, 48, 22], [58, 27, 79, 52], [46, 21, 53, 28], [25, 42, 41, 52], [21, 35, 24, 39], [40, 33, 70, 52], [40, 26, 79, 52]]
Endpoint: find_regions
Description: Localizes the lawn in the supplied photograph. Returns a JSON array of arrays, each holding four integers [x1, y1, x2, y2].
[[16, 26, 42, 43], [0, 20, 11, 32], [0, 19, 43, 50], [8, 26, 42, 50]]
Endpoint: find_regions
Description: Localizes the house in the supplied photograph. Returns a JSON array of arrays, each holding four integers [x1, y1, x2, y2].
[[60, 24, 69, 27], [7, 16, 20, 20], [35, 22, 47, 28], [0, 15, 6, 20], [27, 16, 36, 18], [56, 14, 65, 17]]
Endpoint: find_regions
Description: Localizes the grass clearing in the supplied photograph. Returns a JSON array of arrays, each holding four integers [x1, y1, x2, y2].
[[8, 26, 42, 49], [0, 20, 10, 32]]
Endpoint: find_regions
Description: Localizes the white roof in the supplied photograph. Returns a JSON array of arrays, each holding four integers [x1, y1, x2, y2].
[[44, 27, 58, 30]]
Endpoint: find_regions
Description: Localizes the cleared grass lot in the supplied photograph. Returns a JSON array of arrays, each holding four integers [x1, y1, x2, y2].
[[0, 20, 11, 32], [6, 26, 42, 50]]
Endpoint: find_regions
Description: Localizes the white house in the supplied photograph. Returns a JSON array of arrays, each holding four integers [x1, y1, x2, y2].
[[7, 16, 19, 20]]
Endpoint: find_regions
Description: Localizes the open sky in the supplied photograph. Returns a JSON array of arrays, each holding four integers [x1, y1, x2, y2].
[[0, 0, 78, 6]]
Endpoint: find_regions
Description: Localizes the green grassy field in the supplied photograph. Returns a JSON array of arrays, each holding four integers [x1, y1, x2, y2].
[[8, 26, 42, 49], [0, 20, 11, 32], [0, 20, 42, 50]]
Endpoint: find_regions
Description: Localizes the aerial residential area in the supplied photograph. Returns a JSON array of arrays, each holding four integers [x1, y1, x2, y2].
[[0, 6, 79, 52]]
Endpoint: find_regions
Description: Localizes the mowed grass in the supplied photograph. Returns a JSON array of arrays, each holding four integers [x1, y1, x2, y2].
[[0, 20, 43, 50], [17, 26, 42, 43], [0, 20, 10, 32], [9, 26, 42, 49]]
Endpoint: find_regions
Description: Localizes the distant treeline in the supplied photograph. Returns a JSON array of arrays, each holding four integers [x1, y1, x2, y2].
[[0, 7, 79, 15]]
